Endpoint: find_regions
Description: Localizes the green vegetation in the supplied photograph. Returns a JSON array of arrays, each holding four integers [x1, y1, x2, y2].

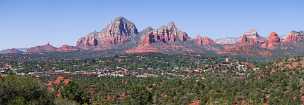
[[71, 71, 304, 105], [0, 55, 304, 105], [2, 70, 304, 105], [0, 75, 54, 105]]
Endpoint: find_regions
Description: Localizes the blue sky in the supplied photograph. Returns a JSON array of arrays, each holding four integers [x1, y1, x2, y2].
[[0, 0, 304, 50]]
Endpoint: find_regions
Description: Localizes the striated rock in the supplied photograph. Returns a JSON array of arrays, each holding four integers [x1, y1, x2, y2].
[[195, 36, 215, 46], [239, 31, 266, 46], [57, 44, 79, 52], [126, 32, 160, 53], [127, 22, 191, 54], [27, 43, 58, 53], [140, 22, 190, 45], [76, 32, 99, 49], [0, 48, 23, 54], [76, 16, 138, 49], [262, 32, 281, 49], [218, 30, 272, 56], [283, 31, 304, 43]]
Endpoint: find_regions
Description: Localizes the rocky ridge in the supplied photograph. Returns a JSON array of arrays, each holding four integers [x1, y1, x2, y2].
[[2, 17, 304, 57]]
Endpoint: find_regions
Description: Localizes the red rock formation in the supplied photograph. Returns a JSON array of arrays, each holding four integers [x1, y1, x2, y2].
[[144, 22, 190, 44], [126, 34, 160, 53], [262, 32, 281, 49], [239, 31, 265, 46], [188, 100, 200, 105], [218, 31, 272, 56], [57, 44, 79, 52], [76, 32, 99, 49], [27, 43, 58, 53], [195, 36, 215, 46], [47, 76, 71, 97], [127, 22, 191, 53], [283, 31, 304, 43], [76, 17, 138, 49]]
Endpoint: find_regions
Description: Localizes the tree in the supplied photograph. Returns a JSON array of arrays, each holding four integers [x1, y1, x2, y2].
[[0, 75, 54, 105], [60, 81, 90, 104]]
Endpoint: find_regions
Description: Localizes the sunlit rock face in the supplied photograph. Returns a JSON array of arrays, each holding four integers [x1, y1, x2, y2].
[[142, 22, 190, 44], [76, 17, 138, 49], [57, 44, 79, 52], [127, 22, 191, 54], [195, 36, 215, 46], [239, 31, 266, 46], [262, 32, 281, 49], [283, 31, 304, 43], [217, 30, 272, 56], [27, 43, 58, 53]]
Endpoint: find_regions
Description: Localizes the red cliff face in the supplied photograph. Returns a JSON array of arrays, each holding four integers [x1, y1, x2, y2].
[[195, 36, 215, 46], [76, 32, 98, 49], [76, 17, 138, 49], [127, 22, 191, 53], [10, 16, 304, 56], [57, 45, 79, 52], [239, 31, 266, 46], [126, 34, 160, 53], [263, 32, 281, 49], [142, 22, 190, 44], [218, 31, 272, 56], [27, 43, 58, 53], [283, 31, 304, 43]]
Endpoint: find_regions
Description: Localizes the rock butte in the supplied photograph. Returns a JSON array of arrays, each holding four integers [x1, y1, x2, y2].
[[2, 17, 304, 56]]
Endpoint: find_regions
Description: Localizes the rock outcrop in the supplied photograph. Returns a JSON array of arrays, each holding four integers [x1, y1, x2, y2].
[[57, 45, 79, 52], [142, 22, 190, 45], [5, 16, 304, 57], [126, 34, 160, 53], [195, 36, 215, 46], [262, 32, 281, 49], [27, 43, 58, 53], [239, 31, 266, 46], [76, 17, 138, 49], [127, 22, 191, 54], [218, 30, 272, 56], [283, 31, 304, 43]]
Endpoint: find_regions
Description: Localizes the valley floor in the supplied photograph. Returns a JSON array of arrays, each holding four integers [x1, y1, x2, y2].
[[0, 54, 304, 105]]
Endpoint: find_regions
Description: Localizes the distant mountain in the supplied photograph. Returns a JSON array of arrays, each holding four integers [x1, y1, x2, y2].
[[26, 43, 79, 53], [4, 16, 304, 57], [261, 32, 281, 49], [76, 17, 138, 50], [141, 22, 190, 44], [217, 31, 271, 56], [127, 22, 192, 54], [27, 43, 58, 53], [57, 45, 79, 52], [195, 36, 216, 46], [215, 37, 238, 45], [282, 31, 304, 43], [0, 48, 24, 54]]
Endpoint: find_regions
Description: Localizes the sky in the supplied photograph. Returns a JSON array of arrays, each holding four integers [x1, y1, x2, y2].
[[0, 0, 304, 50]]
